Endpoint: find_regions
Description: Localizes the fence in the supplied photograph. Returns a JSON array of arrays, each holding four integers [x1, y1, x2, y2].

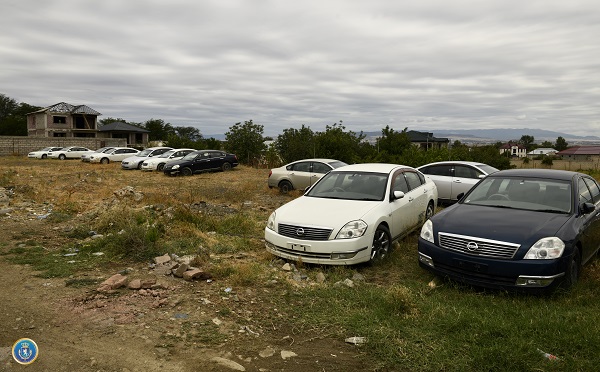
[[511, 159, 600, 171], [0, 136, 128, 156]]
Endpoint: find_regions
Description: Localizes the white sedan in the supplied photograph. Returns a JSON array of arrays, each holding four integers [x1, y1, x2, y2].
[[28, 147, 63, 159], [48, 146, 95, 160], [89, 147, 140, 164], [265, 163, 438, 265], [140, 148, 197, 171], [81, 147, 115, 162]]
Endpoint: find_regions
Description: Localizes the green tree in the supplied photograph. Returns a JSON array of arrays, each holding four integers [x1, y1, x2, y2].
[[224, 120, 266, 165], [540, 140, 554, 148], [0, 94, 41, 136], [144, 119, 175, 142], [313, 122, 365, 164], [274, 125, 315, 163], [519, 135, 535, 151], [99, 117, 127, 126], [555, 136, 568, 151], [375, 126, 411, 162]]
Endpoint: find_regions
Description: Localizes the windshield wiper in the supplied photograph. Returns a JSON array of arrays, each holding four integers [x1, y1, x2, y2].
[[533, 209, 568, 214]]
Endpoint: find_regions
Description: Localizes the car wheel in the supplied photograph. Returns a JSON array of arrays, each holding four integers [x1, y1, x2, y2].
[[425, 201, 435, 221], [137, 161, 144, 170], [564, 248, 581, 288], [181, 167, 193, 176], [222, 162, 232, 171], [100, 158, 109, 164], [370, 225, 391, 262], [58, 154, 66, 160], [41, 154, 47, 159], [157, 163, 165, 171], [279, 180, 293, 194]]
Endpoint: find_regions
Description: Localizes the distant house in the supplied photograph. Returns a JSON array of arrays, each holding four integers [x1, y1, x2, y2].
[[98, 121, 150, 146], [527, 148, 557, 158], [499, 142, 527, 158], [27, 102, 148, 146], [407, 130, 449, 150], [556, 146, 600, 161]]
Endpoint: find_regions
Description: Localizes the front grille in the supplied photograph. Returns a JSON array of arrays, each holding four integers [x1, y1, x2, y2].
[[278, 223, 332, 241], [438, 232, 520, 259]]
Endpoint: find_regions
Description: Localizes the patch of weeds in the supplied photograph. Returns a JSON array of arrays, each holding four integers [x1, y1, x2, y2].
[[0, 169, 17, 187], [7, 246, 76, 278], [187, 323, 228, 345], [87, 224, 163, 261], [216, 307, 232, 317], [213, 261, 266, 287], [47, 211, 73, 223], [65, 278, 100, 288], [65, 225, 95, 239]]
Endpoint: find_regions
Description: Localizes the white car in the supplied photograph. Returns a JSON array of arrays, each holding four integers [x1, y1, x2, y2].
[[48, 146, 95, 160], [417, 161, 499, 203], [268, 158, 348, 193], [28, 147, 63, 159], [121, 147, 173, 170], [265, 163, 438, 265], [81, 147, 115, 162], [140, 148, 197, 171], [89, 147, 140, 164]]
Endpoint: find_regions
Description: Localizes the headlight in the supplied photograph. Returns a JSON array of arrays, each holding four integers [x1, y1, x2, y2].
[[336, 220, 367, 239], [524, 237, 565, 259], [266, 212, 276, 231], [173, 164, 180, 170], [420, 220, 434, 243]]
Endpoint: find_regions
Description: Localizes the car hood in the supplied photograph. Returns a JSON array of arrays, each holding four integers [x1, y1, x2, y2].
[[432, 204, 571, 244], [274, 196, 381, 229]]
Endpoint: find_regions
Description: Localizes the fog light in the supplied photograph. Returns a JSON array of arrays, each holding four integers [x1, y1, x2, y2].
[[418, 252, 435, 268], [331, 251, 358, 260], [515, 275, 560, 287]]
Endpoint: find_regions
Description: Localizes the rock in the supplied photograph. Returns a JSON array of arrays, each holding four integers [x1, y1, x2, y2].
[[128, 279, 142, 290], [153, 264, 172, 276], [282, 263, 292, 271], [0, 208, 13, 215], [315, 272, 326, 283], [352, 273, 365, 282], [154, 254, 171, 265], [212, 318, 222, 326], [172, 263, 189, 278], [343, 279, 355, 288], [182, 268, 211, 281], [259, 346, 276, 358], [210, 357, 246, 371], [97, 274, 128, 292], [280, 350, 297, 359]]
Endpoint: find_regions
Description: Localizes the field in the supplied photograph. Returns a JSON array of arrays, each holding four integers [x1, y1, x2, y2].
[[1, 156, 600, 371]]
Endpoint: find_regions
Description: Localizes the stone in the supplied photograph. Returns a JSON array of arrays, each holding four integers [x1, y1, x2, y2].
[[281, 263, 292, 271], [182, 268, 211, 281], [128, 279, 142, 290], [259, 346, 276, 358], [315, 272, 326, 283], [154, 254, 171, 265], [97, 274, 128, 292], [210, 357, 245, 371], [172, 263, 189, 278], [280, 350, 297, 359], [352, 273, 365, 282]]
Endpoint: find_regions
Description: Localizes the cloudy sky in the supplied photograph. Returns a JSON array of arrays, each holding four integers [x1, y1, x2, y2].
[[2, 0, 599, 137]]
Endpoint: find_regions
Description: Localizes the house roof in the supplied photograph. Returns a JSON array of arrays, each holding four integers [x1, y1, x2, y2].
[[557, 146, 600, 156], [29, 102, 102, 116], [528, 148, 557, 154], [98, 121, 150, 133], [407, 130, 449, 143]]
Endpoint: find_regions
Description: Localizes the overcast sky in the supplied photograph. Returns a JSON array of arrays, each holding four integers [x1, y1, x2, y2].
[[2, 0, 599, 137]]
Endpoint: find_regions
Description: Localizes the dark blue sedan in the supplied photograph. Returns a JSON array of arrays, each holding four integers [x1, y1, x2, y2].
[[418, 169, 600, 292]]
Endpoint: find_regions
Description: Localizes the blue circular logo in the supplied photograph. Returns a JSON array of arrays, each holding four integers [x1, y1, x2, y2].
[[12, 338, 39, 365]]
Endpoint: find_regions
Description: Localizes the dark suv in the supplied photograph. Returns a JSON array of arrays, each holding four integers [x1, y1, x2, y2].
[[163, 150, 239, 176]]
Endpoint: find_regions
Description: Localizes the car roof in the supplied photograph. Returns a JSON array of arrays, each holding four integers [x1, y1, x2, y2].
[[417, 161, 488, 168], [489, 168, 582, 181], [289, 158, 343, 164], [331, 163, 411, 173]]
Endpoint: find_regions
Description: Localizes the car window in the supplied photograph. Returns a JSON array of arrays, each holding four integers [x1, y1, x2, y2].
[[392, 173, 410, 193], [579, 178, 594, 204], [290, 162, 311, 172], [405, 171, 423, 191], [421, 165, 452, 177], [312, 162, 331, 174], [583, 177, 600, 203], [454, 165, 481, 179]]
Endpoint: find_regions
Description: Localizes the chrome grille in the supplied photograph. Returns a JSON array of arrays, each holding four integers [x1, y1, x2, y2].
[[438, 232, 520, 259], [278, 223, 332, 241]]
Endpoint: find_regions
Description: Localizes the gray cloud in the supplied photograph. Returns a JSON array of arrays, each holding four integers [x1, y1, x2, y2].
[[2, 0, 599, 137]]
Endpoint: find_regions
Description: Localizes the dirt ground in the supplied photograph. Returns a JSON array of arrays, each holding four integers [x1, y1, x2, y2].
[[0, 160, 371, 372]]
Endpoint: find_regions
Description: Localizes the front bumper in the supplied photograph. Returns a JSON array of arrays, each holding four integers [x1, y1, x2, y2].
[[264, 227, 372, 265], [417, 237, 567, 290]]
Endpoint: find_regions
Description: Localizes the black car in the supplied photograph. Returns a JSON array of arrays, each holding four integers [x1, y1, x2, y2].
[[418, 169, 600, 292], [163, 150, 239, 176]]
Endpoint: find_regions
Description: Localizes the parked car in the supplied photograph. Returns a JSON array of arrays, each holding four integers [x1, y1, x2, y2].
[[140, 148, 197, 171], [163, 150, 239, 176], [121, 147, 173, 170], [48, 146, 95, 160], [81, 147, 115, 162], [89, 147, 140, 164], [268, 158, 348, 193], [417, 161, 499, 203], [418, 168, 600, 292], [28, 147, 63, 159], [265, 163, 438, 265]]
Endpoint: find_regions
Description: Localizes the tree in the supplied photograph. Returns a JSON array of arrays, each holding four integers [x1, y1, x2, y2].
[[224, 120, 266, 165], [144, 119, 175, 142], [555, 136, 568, 151], [313, 122, 365, 164], [274, 125, 315, 163], [0, 94, 41, 136], [519, 135, 535, 151], [376, 126, 411, 162], [540, 140, 554, 148]]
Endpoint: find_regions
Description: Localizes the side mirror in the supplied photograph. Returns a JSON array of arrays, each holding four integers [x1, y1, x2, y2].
[[456, 192, 465, 201], [581, 202, 596, 215], [393, 190, 405, 200], [478, 174, 486, 179]]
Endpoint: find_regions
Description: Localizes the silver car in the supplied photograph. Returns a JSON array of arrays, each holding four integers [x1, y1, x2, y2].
[[417, 161, 499, 203], [268, 158, 348, 193], [121, 147, 173, 170]]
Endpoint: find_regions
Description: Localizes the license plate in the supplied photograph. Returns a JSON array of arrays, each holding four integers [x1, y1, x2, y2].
[[288, 243, 309, 252], [454, 259, 488, 273]]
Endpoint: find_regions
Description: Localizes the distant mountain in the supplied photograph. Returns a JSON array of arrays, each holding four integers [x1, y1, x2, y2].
[[428, 128, 600, 142]]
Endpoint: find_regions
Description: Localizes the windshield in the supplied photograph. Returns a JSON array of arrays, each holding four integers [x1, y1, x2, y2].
[[478, 164, 499, 175], [137, 149, 153, 157], [158, 150, 176, 158], [463, 177, 572, 213], [306, 171, 388, 201], [182, 151, 200, 160], [328, 161, 349, 169]]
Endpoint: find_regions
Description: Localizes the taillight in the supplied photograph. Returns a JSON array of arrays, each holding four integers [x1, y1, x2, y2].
[[268, 170, 272, 178]]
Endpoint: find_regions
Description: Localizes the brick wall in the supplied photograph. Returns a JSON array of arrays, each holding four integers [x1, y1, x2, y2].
[[0, 136, 128, 156]]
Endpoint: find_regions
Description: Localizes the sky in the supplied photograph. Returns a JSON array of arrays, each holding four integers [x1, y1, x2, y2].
[[2, 0, 600, 137]]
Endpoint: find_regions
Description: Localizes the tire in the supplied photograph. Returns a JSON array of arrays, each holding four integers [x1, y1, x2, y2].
[[222, 162, 232, 171], [137, 161, 144, 170], [157, 163, 165, 171], [181, 167, 193, 176], [58, 154, 66, 160], [425, 201, 435, 221], [564, 248, 581, 288], [100, 158, 109, 164], [41, 154, 47, 159], [370, 225, 392, 262], [279, 180, 293, 194]]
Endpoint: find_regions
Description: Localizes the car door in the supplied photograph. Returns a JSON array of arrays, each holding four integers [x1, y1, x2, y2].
[[192, 151, 213, 172], [420, 164, 453, 200], [287, 161, 312, 190], [310, 162, 332, 187], [451, 165, 485, 200], [389, 171, 422, 238], [578, 176, 600, 263]]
